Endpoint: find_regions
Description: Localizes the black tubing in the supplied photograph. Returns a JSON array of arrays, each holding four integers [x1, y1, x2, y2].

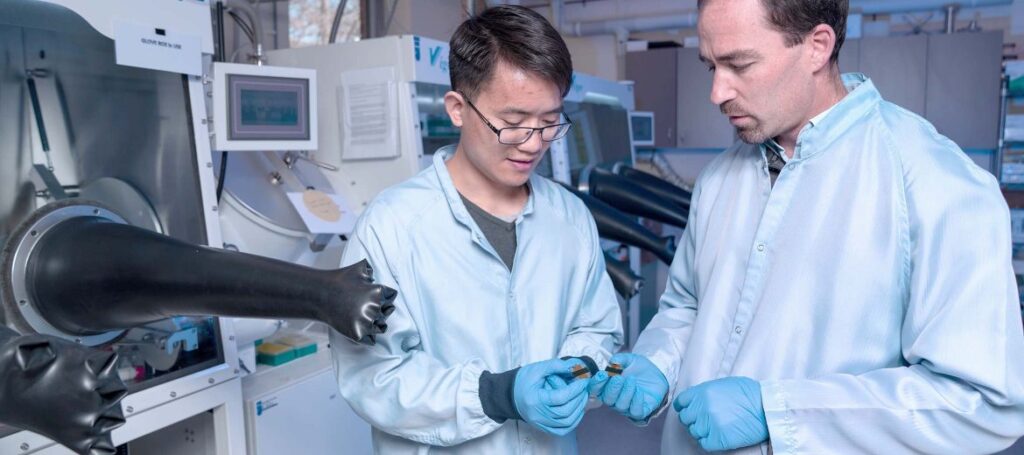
[[22, 215, 396, 345], [587, 167, 688, 229], [563, 184, 675, 264], [615, 165, 691, 212], [603, 252, 643, 300]]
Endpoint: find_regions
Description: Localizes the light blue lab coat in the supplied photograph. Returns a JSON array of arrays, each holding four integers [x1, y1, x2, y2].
[[330, 147, 623, 454], [633, 74, 1024, 454]]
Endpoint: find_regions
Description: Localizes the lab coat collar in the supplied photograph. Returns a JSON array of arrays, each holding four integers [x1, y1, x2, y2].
[[431, 145, 536, 234], [792, 72, 881, 161]]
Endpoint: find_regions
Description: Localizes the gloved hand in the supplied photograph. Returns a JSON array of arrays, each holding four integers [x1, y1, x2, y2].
[[513, 358, 590, 436], [589, 353, 668, 422], [0, 327, 127, 455], [674, 376, 768, 452]]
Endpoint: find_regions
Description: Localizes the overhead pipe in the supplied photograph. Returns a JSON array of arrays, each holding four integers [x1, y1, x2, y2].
[[582, 167, 689, 229], [852, 0, 1011, 14], [225, 0, 264, 63], [550, 0, 1011, 37], [328, 0, 351, 44], [944, 4, 960, 33], [562, 12, 698, 37]]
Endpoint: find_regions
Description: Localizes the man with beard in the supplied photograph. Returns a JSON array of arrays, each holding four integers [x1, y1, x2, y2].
[[591, 0, 1024, 453]]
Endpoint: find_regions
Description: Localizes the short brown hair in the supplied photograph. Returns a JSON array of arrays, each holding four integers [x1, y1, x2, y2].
[[699, 0, 848, 64], [448, 5, 573, 100]]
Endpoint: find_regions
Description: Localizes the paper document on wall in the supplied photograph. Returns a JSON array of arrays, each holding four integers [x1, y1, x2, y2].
[[338, 67, 400, 161]]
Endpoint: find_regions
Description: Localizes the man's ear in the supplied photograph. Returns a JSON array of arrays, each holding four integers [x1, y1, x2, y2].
[[444, 91, 466, 128], [806, 23, 837, 73]]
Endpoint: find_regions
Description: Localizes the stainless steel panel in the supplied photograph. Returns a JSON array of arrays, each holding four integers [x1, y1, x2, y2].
[[0, 24, 32, 244], [0, 0, 222, 397], [29, 27, 207, 243], [0, 0, 208, 245]]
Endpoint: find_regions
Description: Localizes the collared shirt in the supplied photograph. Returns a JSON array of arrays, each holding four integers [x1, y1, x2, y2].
[[633, 73, 1024, 454], [763, 103, 840, 186], [330, 146, 623, 454]]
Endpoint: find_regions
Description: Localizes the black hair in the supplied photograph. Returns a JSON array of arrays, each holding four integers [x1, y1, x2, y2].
[[448, 5, 573, 99]]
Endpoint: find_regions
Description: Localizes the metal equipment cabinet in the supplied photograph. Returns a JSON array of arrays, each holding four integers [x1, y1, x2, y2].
[[627, 47, 735, 149], [627, 31, 1002, 155], [626, 48, 680, 148], [856, 35, 929, 116], [925, 31, 1003, 152]]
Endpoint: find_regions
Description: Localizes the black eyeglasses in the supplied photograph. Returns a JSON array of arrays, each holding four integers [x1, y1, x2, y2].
[[460, 92, 573, 145]]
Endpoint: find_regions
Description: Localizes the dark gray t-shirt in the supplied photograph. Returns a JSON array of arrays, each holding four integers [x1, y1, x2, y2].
[[459, 194, 517, 270]]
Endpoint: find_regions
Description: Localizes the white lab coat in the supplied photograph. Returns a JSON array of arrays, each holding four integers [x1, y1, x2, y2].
[[331, 147, 623, 454], [634, 74, 1024, 454]]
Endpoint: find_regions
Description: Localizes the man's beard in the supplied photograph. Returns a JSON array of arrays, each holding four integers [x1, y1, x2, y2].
[[736, 124, 769, 144], [722, 101, 769, 144]]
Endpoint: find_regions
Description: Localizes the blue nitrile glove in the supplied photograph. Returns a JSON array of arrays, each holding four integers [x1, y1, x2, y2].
[[673, 377, 768, 452], [589, 353, 669, 422], [513, 358, 590, 436]]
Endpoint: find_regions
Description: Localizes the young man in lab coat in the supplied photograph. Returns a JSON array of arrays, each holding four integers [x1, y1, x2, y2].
[[592, 0, 1024, 453], [330, 5, 623, 453]]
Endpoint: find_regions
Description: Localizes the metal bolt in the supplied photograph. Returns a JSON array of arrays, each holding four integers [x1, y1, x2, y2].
[[209, 378, 215, 384], [126, 406, 134, 413], [20, 443, 29, 451], [29, 230, 36, 236], [74, 338, 82, 343], [170, 391, 177, 398], [211, 206, 218, 212], [18, 300, 25, 306], [233, 369, 240, 374], [228, 335, 235, 341], [207, 162, 213, 168]]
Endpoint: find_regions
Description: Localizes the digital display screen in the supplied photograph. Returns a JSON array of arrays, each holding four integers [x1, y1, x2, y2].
[[240, 89, 300, 126], [631, 115, 653, 142], [228, 74, 310, 141]]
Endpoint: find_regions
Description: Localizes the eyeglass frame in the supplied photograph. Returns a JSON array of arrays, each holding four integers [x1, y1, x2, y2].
[[458, 91, 573, 145]]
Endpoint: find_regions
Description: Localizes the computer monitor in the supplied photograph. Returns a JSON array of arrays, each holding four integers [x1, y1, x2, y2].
[[630, 111, 655, 147], [213, 62, 318, 151]]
